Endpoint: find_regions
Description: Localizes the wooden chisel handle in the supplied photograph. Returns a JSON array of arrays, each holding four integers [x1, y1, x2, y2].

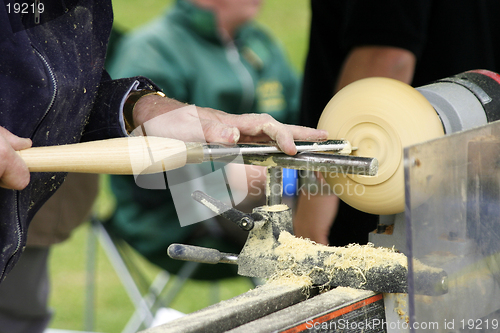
[[15, 136, 203, 175]]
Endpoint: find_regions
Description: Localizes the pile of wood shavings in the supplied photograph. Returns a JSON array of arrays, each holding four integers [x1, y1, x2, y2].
[[268, 231, 407, 287], [267, 268, 313, 287]]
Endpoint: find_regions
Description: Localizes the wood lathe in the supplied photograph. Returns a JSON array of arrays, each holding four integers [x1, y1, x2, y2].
[[319, 70, 500, 216], [16, 70, 500, 332], [144, 70, 500, 333]]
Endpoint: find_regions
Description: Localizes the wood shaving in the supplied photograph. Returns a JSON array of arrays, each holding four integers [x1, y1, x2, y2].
[[268, 231, 407, 288]]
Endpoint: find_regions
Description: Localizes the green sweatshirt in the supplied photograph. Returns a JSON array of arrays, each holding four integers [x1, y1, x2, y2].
[[108, 0, 300, 122], [105, 0, 300, 278]]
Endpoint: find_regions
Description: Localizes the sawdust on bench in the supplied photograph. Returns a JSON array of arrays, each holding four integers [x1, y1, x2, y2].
[[268, 231, 407, 287]]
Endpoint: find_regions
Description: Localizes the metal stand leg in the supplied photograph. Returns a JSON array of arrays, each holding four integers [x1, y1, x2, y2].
[[89, 217, 155, 332], [86, 217, 218, 332], [159, 261, 199, 307], [84, 222, 97, 332], [121, 270, 171, 333]]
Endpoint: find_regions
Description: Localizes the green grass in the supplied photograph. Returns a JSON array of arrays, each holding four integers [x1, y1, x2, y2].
[[111, 0, 311, 71], [257, 0, 311, 71], [48, 1, 310, 331], [48, 176, 256, 332], [48, 222, 255, 332]]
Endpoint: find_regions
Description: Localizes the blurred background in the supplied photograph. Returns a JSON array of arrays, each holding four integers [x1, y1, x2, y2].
[[47, 0, 310, 332]]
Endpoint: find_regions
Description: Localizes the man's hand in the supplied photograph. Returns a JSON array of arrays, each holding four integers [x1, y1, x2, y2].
[[133, 95, 328, 155], [0, 127, 32, 190]]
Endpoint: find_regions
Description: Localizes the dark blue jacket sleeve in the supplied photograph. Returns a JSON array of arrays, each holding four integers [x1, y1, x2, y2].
[[80, 73, 162, 142]]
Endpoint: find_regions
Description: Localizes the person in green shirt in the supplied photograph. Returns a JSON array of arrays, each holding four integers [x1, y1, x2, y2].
[[105, 0, 301, 279]]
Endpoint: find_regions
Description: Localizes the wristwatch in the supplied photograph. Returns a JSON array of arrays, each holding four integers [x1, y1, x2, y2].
[[123, 89, 166, 133]]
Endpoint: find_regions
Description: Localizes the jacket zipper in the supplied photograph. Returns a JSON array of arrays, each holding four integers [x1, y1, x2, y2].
[[32, 46, 58, 121], [224, 40, 255, 113], [1, 46, 58, 280], [28, 45, 58, 141]]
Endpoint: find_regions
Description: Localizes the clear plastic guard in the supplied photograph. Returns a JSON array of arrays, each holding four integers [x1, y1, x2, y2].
[[405, 120, 500, 332]]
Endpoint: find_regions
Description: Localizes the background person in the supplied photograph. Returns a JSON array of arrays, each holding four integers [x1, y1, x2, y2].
[[105, 0, 302, 278], [0, 1, 326, 332], [294, 0, 500, 246]]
